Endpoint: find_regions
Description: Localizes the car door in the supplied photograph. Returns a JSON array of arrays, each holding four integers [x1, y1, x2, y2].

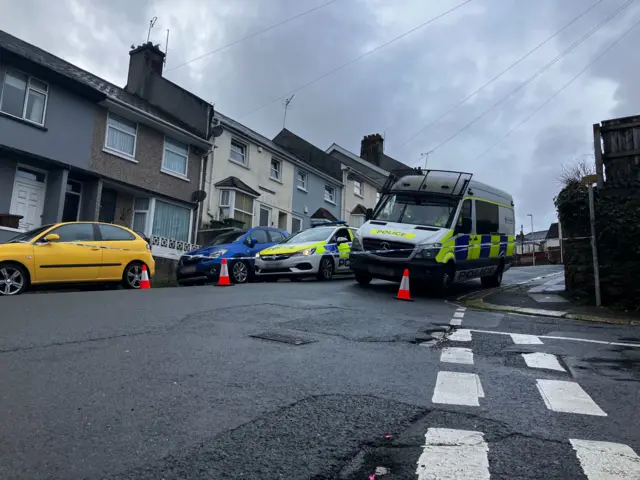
[[246, 228, 271, 256], [33, 223, 102, 283], [331, 227, 352, 271], [96, 224, 141, 280]]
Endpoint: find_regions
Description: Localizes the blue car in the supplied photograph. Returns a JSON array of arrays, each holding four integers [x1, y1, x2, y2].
[[176, 227, 290, 285]]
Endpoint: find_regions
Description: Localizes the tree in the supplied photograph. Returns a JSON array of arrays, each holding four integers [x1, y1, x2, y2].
[[558, 155, 596, 187]]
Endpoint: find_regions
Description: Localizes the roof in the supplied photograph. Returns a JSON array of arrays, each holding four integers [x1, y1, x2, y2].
[[524, 230, 549, 242], [546, 222, 559, 239], [0, 30, 205, 139], [310, 208, 338, 221], [214, 176, 260, 197], [350, 204, 368, 215], [378, 152, 409, 173], [273, 129, 343, 182]]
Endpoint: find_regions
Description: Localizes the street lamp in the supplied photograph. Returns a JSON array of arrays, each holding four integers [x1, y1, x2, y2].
[[582, 174, 601, 307], [527, 214, 535, 266]]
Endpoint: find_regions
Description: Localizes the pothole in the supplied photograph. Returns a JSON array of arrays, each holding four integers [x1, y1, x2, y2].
[[249, 331, 317, 345]]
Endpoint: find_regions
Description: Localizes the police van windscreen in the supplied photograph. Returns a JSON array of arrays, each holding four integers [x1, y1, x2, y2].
[[280, 226, 334, 243], [374, 194, 458, 228]]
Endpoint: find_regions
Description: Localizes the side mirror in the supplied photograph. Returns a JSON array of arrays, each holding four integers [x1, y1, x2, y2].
[[248, 237, 259, 247], [336, 236, 348, 244], [43, 233, 60, 243], [365, 208, 373, 221]]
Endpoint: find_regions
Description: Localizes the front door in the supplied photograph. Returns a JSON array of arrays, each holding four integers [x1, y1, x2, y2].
[[99, 188, 117, 224], [10, 166, 47, 230]]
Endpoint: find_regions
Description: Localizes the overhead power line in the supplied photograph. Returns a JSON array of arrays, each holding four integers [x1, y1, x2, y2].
[[165, 0, 341, 73], [474, 15, 640, 162], [409, 0, 635, 166], [239, 0, 474, 119], [395, 0, 608, 149]]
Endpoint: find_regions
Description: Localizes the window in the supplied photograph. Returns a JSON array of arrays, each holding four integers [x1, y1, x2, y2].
[[270, 158, 281, 181], [98, 224, 136, 241], [324, 185, 336, 203], [475, 200, 499, 235], [297, 171, 308, 191], [219, 189, 254, 228], [132, 198, 150, 233], [374, 193, 457, 227], [249, 229, 269, 244], [269, 230, 286, 242], [281, 226, 334, 244], [259, 205, 272, 227], [16, 166, 46, 183], [354, 180, 362, 197], [230, 140, 247, 165], [350, 214, 365, 227], [152, 200, 191, 242], [291, 216, 302, 233], [0, 69, 48, 125], [456, 199, 472, 234], [163, 137, 188, 176], [49, 223, 94, 242], [105, 112, 137, 158], [331, 228, 350, 243], [62, 180, 82, 222]]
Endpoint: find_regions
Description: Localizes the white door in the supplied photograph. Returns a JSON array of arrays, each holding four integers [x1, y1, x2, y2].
[[10, 167, 46, 230]]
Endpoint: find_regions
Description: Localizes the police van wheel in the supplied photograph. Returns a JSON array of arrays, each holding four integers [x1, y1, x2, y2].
[[354, 270, 372, 286], [436, 263, 455, 296], [481, 262, 504, 288], [316, 256, 334, 281]]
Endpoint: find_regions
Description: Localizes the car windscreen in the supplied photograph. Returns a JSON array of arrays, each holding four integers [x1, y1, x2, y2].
[[279, 227, 334, 244], [374, 194, 458, 227], [6, 225, 54, 243], [207, 230, 246, 246]]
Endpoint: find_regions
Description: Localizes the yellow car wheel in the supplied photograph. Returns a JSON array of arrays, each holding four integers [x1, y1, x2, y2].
[[0, 262, 29, 296]]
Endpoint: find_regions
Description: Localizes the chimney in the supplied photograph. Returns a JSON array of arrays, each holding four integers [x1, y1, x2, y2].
[[360, 133, 384, 167], [125, 42, 166, 99]]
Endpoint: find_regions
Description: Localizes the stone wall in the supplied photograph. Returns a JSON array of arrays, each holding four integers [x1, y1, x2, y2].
[[555, 180, 640, 309], [152, 255, 179, 288]]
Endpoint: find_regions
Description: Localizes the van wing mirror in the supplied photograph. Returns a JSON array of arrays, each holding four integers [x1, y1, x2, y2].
[[365, 208, 373, 220], [454, 217, 472, 235]]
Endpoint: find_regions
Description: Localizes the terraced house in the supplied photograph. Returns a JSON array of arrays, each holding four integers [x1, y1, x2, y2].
[[0, 31, 212, 256]]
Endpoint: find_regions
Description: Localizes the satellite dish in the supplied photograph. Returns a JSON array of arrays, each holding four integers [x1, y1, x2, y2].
[[191, 190, 207, 202], [211, 125, 223, 138]]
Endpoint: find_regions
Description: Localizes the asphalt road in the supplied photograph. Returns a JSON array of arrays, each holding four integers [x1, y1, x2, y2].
[[1, 266, 638, 479]]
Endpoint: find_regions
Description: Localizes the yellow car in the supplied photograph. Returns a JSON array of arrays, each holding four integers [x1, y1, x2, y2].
[[0, 222, 155, 296]]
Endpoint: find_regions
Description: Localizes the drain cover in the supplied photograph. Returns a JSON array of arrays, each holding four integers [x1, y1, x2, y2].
[[250, 331, 317, 345]]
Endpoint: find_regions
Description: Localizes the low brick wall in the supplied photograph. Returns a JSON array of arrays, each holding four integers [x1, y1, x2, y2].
[[152, 255, 179, 288]]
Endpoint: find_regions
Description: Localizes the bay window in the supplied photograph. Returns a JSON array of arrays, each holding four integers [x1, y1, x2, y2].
[[219, 189, 255, 228]]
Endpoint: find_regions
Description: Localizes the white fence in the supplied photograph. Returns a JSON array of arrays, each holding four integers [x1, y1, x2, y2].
[[150, 235, 201, 260]]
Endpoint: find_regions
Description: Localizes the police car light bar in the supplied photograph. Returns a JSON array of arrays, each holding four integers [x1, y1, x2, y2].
[[310, 220, 348, 228]]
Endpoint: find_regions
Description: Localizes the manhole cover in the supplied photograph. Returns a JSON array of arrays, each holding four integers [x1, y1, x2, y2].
[[250, 331, 317, 345]]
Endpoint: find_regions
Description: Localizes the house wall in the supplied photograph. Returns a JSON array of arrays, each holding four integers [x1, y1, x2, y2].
[[89, 108, 200, 204], [292, 164, 342, 229], [341, 169, 379, 223], [41, 167, 68, 224], [0, 154, 16, 214], [203, 129, 295, 230], [0, 61, 96, 170]]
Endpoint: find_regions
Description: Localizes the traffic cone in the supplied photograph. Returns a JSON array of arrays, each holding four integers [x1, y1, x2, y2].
[[140, 265, 151, 290], [396, 268, 413, 301], [217, 258, 232, 286]]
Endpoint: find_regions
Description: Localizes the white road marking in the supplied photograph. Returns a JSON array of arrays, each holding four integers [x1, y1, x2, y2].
[[440, 347, 474, 365], [570, 439, 640, 479], [450, 318, 462, 326], [453, 311, 465, 318], [457, 307, 467, 312], [432, 371, 484, 406], [448, 329, 472, 342], [536, 379, 607, 416], [522, 352, 566, 372], [416, 428, 490, 480], [467, 329, 640, 348], [510, 333, 544, 345]]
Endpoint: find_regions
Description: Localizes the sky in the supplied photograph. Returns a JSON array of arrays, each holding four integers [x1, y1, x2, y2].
[[2, 0, 639, 233]]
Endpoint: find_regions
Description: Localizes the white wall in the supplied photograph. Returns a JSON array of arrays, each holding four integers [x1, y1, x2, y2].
[[342, 170, 378, 223], [203, 129, 295, 230]]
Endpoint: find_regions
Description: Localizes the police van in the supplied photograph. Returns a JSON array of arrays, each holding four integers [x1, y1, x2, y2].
[[349, 168, 515, 295]]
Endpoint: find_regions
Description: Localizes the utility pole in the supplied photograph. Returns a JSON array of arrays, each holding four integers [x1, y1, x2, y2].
[[283, 94, 294, 129], [582, 174, 601, 306], [527, 214, 535, 266], [420, 150, 433, 170]]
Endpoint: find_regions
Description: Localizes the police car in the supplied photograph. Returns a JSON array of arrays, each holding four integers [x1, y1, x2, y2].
[[254, 221, 357, 281]]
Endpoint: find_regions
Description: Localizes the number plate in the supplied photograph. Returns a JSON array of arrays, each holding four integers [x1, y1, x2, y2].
[[370, 266, 395, 277], [180, 265, 197, 275]]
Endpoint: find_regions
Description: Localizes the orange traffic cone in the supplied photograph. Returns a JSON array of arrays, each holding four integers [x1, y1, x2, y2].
[[140, 264, 151, 290], [396, 268, 413, 301], [217, 258, 232, 286]]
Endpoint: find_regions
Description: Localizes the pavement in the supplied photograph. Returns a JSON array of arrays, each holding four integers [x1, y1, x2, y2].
[[459, 267, 640, 325], [1, 266, 639, 479]]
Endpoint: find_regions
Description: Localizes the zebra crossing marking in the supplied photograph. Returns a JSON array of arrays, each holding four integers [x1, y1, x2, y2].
[[448, 329, 472, 342], [440, 347, 474, 365], [510, 333, 544, 345], [570, 439, 640, 479], [432, 371, 484, 406], [536, 379, 607, 416], [522, 352, 566, 372]]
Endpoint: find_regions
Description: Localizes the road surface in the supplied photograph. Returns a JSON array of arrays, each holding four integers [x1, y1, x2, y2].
[[1, 266, 638, 479]]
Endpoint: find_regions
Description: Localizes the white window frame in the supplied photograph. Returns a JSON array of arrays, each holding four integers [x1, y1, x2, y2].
[[229, 139, 248, 167], [324, 184, 336, 204], [0, 68, 49, 126], [131, 197, 151, 234], [297, 170, 308, 191], [104, 111, 138, 161], [161, 136, 190, 180], [270, 158, 282, 181], [353, 179, 362, 197], [218, 189, 254, 224]]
